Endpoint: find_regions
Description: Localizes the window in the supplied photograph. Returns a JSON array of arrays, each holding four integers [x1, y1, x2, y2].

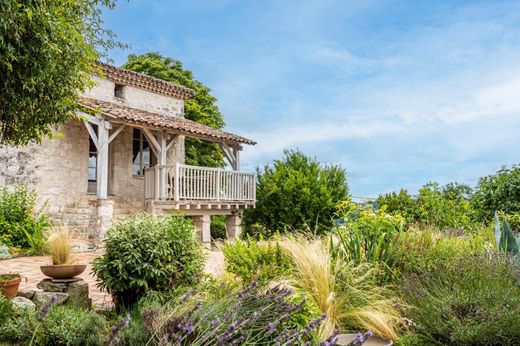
[[88, 125, 98, 182], [132, 129, 156, 176], [114, 84, 125, 99]]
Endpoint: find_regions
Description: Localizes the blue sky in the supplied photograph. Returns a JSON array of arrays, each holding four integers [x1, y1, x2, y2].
[[103, 0, 520, 197]]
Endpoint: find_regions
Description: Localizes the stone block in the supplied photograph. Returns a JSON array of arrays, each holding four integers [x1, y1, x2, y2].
[[37, 278, 67, 292], [11, 297, 36, 311], [16, 288, 36, 300], [36, 278, 91, 308], [33, 292, 69, 308]]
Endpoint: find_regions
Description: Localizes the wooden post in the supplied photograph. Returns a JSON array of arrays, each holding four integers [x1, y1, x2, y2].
[[233, 145, 240, 171], [96, 119, 111, 199], [174, 163, 180, 202], [158, 131, 167, 199]]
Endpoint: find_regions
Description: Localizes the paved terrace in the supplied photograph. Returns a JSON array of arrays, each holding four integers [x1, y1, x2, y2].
[[0, 250, 225, 309]]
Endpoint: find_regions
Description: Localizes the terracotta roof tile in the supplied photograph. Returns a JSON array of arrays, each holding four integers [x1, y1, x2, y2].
[[96, 62, 195, 100], [79, 97, 256, 145]]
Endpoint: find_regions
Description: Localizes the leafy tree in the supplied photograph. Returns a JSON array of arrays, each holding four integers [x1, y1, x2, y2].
[[244, 150, 349, 236], [122, 52, 226, 167], [442, 182, 473, 201], [472, 164, 520, 222], [0, 0, 120, 146], [378, 182, 475, 230]]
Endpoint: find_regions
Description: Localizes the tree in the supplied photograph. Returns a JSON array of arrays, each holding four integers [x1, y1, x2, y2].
[[244, 150, 349, 236], [122, 53, 226, 167], [0, 0, 120, 146], [472, 164, 520, 222]]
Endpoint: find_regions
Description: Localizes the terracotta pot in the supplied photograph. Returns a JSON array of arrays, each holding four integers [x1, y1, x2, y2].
[[40, 264, 87, 279], [0, 275, 22, 299], [336, 334, 393, 346]]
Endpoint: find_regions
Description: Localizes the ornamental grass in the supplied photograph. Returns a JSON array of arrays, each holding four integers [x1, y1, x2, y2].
[[277, 236, 402, 341]]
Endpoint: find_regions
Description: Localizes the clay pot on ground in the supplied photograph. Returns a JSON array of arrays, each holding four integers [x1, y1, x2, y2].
[[336, 334, 393, 346], [40, 264, 87, 280], [0, 273, 22, 299]]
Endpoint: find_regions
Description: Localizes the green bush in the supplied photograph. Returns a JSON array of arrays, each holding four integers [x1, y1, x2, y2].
[[332, 202, 405, 270], [400, 253, 520, 345], [0, 295, 13, 325], [386, 227, 491, 282], [244, 149, 349, 237], [377, 182, 476, 231], [92, 213, 206, 307], [0, 304, 105, 345], [222, 236, 292, 284], [472, 164, 520, 222], [0, 184, 50, 253], [210, 215, 226, 240]]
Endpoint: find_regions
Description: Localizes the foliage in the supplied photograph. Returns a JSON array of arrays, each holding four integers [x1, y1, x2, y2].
[[333, 202, 405, 268], [0, 295, 14, 325], [0, 243, 11, 260], [244, 150, 349, 236], [0, 184, 50, 253], [222, 236, 292, 284], [0, 304, 106, 345], [493, 212, 520, 255], [92, 213, 206, 307], [400, 253, 520, 345], [377, 182, 475, 231], [0, 273, 20, 281], [122, 52, 226, 168], [140, 281, 320, 345], [386, 227, 491, 282], [472, 164, 520, 222], [118, 315, 152, 346], [0, 0, 121, 145], [278, 236, 401, 341], [47, 230, 74, 265], [210, 215, 226, 240]]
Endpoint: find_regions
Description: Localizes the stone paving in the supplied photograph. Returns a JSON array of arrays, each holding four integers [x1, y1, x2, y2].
[[0, 250, 225, 309]]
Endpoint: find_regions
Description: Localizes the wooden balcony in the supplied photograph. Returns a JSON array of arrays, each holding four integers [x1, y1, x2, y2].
[[144, 163, 256, 210]]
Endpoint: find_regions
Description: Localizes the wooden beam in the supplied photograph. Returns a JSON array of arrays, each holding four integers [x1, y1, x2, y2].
[[233, 144, 240, 171], [220, 143, 236, 169], [166, 135, 178, 151], [84, 122, 98, 150], [142, 128, 161, 154], [108, 124, 126, 144], [96, 119, 110, 199], [158, 131, 167, 165]]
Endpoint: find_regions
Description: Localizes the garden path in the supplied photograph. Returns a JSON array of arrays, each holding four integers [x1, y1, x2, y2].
[[0, 249, 225, 309]]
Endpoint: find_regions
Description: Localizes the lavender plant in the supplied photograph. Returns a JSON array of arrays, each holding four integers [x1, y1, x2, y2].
[[141, 280, 329, 345]]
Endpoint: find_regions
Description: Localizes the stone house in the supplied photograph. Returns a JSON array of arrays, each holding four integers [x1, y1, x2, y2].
[[0, 62, 256, 246]]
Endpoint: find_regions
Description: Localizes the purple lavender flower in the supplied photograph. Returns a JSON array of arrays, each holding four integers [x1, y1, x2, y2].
[[38, 293, 58, 321], [159, 334, 170, 346], [107, 314, 131, 346]]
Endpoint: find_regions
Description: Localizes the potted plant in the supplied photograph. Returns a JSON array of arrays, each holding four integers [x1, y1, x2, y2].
[[40, 230, 86, 279], [0, 273, 22, 299]]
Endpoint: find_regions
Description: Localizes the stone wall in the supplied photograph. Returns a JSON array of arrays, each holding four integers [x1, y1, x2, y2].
[[0, 74, 187, 243], [84, 76, 184, 117]]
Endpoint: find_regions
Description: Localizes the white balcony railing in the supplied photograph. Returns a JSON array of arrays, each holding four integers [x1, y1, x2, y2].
[[145, 163, 256, 203]]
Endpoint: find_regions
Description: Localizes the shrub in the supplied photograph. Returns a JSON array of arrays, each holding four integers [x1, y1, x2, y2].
[[0, 295, 14, 324], [472, 164, 520, 222], [0, 184, 50, 253], [278, 236, 401, 341], [244, 150, 349, 237], [210, 215, 226, 240], [386, 227, 491, 282], [92, 213, 206, 307], [377, 182, 476, 231], [400, 253, 520, 345], [222, 236, 292, 284], [333, 202, 405, 269], [0, 303, 106, 345], [141, 281, 321, 345]]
